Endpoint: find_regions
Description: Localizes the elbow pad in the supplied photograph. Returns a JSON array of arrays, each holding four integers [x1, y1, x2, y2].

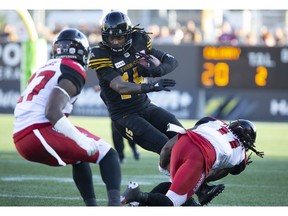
[[158, 54, 179, 76]]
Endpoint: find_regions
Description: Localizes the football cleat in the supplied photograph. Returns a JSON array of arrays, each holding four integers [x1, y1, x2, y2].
[[120, 181, 140, 205], [196, 183, 225, 206]]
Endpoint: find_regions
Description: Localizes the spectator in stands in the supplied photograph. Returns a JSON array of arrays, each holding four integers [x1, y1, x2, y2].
[[274, 27, 286, 46], [0, 24, 18, 42], [181, 20, 202, 44], [147, 24, 161, 41], [259, 26, 276, 47], [217, 21, 238, 45], [153, 25, 175, 44]]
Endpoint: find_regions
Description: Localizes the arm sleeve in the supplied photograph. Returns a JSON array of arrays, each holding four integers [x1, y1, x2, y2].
[[150, 48, 179, 76]]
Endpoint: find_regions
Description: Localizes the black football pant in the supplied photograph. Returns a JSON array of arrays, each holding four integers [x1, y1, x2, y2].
[[113, 104, 183, 154], [111, 121, 138, 161]]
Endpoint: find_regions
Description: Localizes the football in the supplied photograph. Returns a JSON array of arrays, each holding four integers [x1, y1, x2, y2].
[[138, 55, 161, 67]]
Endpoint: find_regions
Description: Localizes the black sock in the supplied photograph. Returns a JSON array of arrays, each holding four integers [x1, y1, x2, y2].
[[99, 149, 122, 206], [84, 198, 97, 206], [72, 162, 96, 206], [108, 189, 121, 206]]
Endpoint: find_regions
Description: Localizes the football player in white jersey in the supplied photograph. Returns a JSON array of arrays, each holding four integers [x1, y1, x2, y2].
[[13, 28, 122, 206], [121, 116, 264, 206]]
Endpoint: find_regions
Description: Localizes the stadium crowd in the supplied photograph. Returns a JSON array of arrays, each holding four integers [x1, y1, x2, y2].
[[1, 17, 288, 47]]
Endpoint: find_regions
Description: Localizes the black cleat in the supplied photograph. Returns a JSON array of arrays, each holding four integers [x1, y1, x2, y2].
[[121, 182, 140, 205], [196, 183, 225, 206]]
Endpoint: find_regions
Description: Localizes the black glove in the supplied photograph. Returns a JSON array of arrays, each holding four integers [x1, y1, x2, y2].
[[141, 79, 176, 93], [137, 62, 163, 77]]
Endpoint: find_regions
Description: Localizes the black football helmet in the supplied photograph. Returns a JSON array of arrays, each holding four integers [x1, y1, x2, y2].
[[228, 119, 264, 158], [100, 11, 133, 54], [52, 28, 91, 67]]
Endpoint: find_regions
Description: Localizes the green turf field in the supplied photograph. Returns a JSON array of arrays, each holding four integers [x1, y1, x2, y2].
[[1, 114, 288, 206]]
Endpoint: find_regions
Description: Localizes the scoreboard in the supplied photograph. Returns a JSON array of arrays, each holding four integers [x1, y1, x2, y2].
[[199, 45, 288, 90]]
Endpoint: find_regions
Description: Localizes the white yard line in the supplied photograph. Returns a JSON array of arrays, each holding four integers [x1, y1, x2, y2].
[[0, 194, 81, 200]]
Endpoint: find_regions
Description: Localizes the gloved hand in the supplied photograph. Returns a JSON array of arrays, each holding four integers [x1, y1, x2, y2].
[[141, 79, 176, 93], [158, 163, 170, 177], [77, 135, 99, 156], [137, 61, 162, 77]]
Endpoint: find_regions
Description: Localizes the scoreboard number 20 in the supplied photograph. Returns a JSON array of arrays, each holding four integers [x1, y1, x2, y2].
[[198, 45, 288, 89]]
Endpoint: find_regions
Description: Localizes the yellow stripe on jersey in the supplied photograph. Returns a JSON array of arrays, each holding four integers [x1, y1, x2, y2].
[[147, 40, 152, 50], [89, 58, 114, 70]]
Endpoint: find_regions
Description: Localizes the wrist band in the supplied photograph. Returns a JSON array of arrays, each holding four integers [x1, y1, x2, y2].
[[54, 116, 83, 143]]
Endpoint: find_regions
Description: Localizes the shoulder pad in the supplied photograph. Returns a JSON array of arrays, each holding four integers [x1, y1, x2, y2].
[[89, 46, 114, 70]]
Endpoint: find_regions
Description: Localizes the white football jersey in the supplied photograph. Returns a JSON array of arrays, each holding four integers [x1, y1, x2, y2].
[[13, 58, 83, 134], [193, 119, 246, 171]]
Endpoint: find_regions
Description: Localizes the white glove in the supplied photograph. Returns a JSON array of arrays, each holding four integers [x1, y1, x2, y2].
[[77, 135, 99, 156], [158, 163, 170, 177]]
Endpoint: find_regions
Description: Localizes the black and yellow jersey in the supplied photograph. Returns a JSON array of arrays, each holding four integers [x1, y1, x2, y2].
[[89, 31, 167, 120]]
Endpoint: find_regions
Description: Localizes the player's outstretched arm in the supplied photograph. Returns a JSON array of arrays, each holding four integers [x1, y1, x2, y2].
[[109, 76, 176, 94]]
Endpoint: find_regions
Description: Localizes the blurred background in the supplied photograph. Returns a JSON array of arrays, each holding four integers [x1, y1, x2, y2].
[[1, 9, 288, 122], [2, 10, 288, 45]]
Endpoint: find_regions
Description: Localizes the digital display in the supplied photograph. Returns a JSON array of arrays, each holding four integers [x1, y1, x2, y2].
[[199, 46, 288, 89]]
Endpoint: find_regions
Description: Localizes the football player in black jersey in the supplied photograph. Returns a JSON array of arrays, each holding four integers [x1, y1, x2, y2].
[[89, 11, 223, 205], [89, 11, 181, 155]]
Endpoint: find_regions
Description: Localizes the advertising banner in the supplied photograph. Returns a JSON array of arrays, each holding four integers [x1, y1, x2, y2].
[[0, 42, 21, 113], [1, 41, 287, 122]]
